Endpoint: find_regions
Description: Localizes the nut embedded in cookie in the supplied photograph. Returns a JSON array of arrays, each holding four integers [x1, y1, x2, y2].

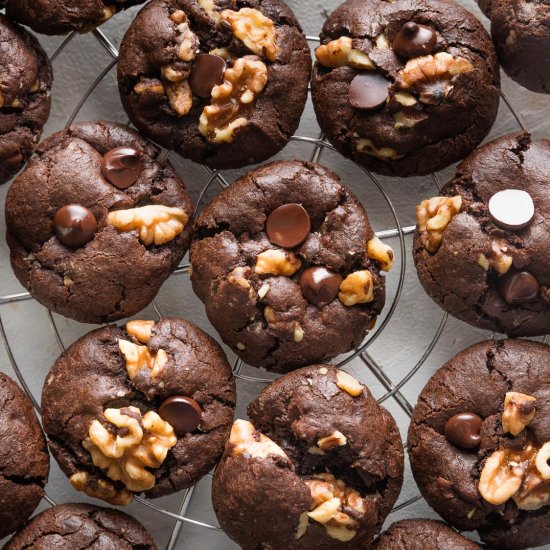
[[315, 36, 375, 70], [416, 195, 462, 253]]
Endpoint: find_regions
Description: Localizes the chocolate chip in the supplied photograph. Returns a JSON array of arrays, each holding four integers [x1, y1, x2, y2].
[[499, 271, 540, 305], [158, 396, 202, 436], [101, 147, 143, 189], [299, 267, 342, 308], [488, 189, 535, 231], [189, 54, 227, 98], [393, 21, 437, 59], [444, 412, 483, 449], [349, 73, 390, 110], [54, 205, 98, 249], [266, 203, 311, 248]]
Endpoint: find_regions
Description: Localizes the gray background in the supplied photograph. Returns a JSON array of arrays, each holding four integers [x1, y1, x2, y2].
[[1, 0, 550, 548]]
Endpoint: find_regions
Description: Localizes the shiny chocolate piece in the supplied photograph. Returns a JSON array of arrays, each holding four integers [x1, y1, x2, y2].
[[266, 203, 311, 248], [393, 21, 437, 59], [488, 189, 535, 231], [349, 73, 390, 110], [299, 267, 342, 308], [158, 396, 202, 436], [189, 54, 227, 98], [444, 412, 483, 449], [499, 271, 540, 305], [101, 147, 143, 189], [54, 205, 98, 249]]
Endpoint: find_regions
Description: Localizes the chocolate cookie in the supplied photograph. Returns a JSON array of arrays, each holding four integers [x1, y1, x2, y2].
[[117, 0, 311, 169], [373, 519, 482, 549], [190, 160, 392, 373], [0, 14, 52, 185], [0, 373, 49, 540], [408, 339, 550, 550], [3, 503, 157, 549], [41, 317, 236, 505], [213, 365, 404, 549], [414, 132, 550, 337], [1, 0, 146, 35], [6, 121, 194, 324], [311, 0, 500, 177]]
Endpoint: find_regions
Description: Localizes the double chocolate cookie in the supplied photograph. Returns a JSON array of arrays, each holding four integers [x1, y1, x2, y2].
[[6, 121, 194, 324], [41, 317, 235, 505], [117, 0, 311, 169], [414, 132, 550, 336], [213, 365, 404, 549], [190, 160, 393, 372], [3, 503, 157, 549], [0, 373, 49, 540], [311, 0, 500, 177], [408, 339, 550, 550], [0, 15, 52, 185], [1, 0, 146, 35]]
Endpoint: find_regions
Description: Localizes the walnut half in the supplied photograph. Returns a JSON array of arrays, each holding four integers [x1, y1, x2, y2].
[[416, 196, 462, 253]]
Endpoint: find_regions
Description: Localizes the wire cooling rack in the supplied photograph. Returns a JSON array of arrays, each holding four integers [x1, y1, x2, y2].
[[0, 6, 545, 548]]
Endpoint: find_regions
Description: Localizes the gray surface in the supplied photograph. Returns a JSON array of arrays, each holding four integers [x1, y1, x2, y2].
[[1, 0, 549, 548]]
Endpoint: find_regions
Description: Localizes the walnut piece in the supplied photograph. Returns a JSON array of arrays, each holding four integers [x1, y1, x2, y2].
[[83, 407, 177, 493], [118, 338, 168, 380], [315, 37, 375, 70], [367, 236, 394, 271], [336, 370, 363, 397], [477, 241, 513, 275], [199, 56, 268, 144], [221, 8, 279, 62], [197, 0, 222, 24], [171, 10, 200, 62], [229, 419, 289, 459], [254, 249, 302, 276], [70, 471, 133, 506], [228, 266, 251, 289], [339, 270, 375, 306], [479, 449, 525, 505], [134, 77, 165, 96], [416, 196, 462, 253], [166, 80, 193, 116], [126, 320, 155, 344], [502, 392, 536, 436], [355, 138, 404, 160], [317, 431, 347, 451], [107, 205, 188, 246]]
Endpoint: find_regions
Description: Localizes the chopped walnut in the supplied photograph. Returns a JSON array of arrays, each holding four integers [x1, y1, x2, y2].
[[479, 449, 525, 505], [83, 407, 177, 492], [229, 419, 289, 459], [126, 320, 155, 344], [367, 236, 394, 271], [502, 392, 536, 436], [228, 266, 251, 289], [118, 338, 168, 380], [161, 64, 190, 83], [107, 205, 188, 246], [196, 0, 222, 24], [336, 370, 363, 396], [416, 196, 462, 253], [355, 138, 404, 160], [477, 241, 513, 275], [393, 111, 427, 129], [339, 270, 375, 306], [315, 37, 375, 70], [221, 8, 279, 62], [171, 11, 199, 62], [393, 92, 417, 106], [166, 80, 193, 116], [536, 443, 550, 480], [134, 77, 165, 96], [293, 325, 305, 343], [70, 471, 133, 506], [317, 431, 347, 451], [254, 249, 301, 276]]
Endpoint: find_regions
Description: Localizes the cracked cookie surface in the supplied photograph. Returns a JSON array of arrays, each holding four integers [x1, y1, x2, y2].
[[311, 0, 500, 177], [3, 503, 157, 549], [117, 0, 311, 169], [414, 132, 550, 337], [189, 160, 388, 373], [5, 121, 194, 324], [408, 339, 550, 550], [0, 14, 52, 185], [213, 365, 404, 549], [0, 373, 49, 540]]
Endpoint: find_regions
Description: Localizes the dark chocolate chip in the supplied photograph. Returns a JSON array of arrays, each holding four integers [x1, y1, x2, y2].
[[189, 54, 227, 98], [158, 396, 202, 436], [349, 73, 390, 110], [488, 189, 535, 231], [299, 267, 342, 308], [444, 412, 483, 449], [499, 271, 540, 305], [393, 22, 437, 59], [101, 147, 143, 189], [266, 203, 311, 248], [54, 205, 98, 249]]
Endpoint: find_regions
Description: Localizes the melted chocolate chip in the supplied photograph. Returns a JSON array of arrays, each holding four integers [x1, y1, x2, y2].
[[101, 147, 143, 189], [189, 54, 227, 98], [488, 189, 535, 231], [266, 203, 311, 249], [54, 205, 98, 249], [299, 267, 342, 308], [158, 396, 202, 436], [444, 412, 483, 449], [349, 73, 390, 110], [499, 271, 540, 305], [393, 22, 437, 59]]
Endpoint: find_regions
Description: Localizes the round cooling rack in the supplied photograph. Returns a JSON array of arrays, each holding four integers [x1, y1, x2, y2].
[[0, 3, 547, 548]]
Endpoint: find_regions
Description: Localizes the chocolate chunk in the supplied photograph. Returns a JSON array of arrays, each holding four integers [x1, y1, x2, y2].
[[158, 396, 202, 436], [488, 189, 535, 231], [499, 271, 540, 304], [349, 73, 390, 110], [444, 412, 483, 449], [100, 147, 143, 189], [299, 267, 342, 307], [393, 22, 437, 59], [266, 203, 311, 248], [189, 54, 226, 98], [54, 205, 97, 248]]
